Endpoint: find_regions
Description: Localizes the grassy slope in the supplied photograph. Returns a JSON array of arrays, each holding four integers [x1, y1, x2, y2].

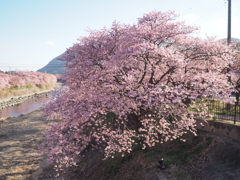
[[0, 84, 56, 101], [59, 130, 222, 180]]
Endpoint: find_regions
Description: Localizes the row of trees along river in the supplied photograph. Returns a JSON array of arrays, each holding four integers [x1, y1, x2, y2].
[[0, 71, 57, 118]]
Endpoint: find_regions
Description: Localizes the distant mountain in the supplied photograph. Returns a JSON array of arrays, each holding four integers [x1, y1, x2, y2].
[[230, 38, 240, 44], [37, 54, 65, 75], [221, 38, 240, 44]]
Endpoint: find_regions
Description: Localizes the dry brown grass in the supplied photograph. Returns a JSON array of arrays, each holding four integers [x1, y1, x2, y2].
[[0, 84, 55, 100]]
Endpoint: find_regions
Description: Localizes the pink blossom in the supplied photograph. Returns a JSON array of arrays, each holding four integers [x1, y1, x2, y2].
[[40, 11, 238, 174]]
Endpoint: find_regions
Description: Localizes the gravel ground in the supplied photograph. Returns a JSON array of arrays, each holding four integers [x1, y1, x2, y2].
[[0, 109, 58, 180]]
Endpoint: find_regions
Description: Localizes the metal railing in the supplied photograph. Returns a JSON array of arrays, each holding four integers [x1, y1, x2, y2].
[[207, 99, 240, 124]]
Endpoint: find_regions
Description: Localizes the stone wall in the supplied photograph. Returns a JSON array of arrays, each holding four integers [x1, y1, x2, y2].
[[196, 118, 240, 143], [0, 92, 49, 109]]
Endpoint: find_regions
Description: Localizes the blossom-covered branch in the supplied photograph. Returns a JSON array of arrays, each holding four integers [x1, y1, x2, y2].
[[40, 11, 238, 174]]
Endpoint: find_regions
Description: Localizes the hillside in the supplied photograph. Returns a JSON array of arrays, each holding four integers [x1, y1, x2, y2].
[[37, 54, 65, 75], [221, 37, 240, 45]]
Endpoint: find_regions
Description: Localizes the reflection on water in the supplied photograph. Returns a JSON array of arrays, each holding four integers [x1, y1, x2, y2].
[[0, 95, 50, 118]]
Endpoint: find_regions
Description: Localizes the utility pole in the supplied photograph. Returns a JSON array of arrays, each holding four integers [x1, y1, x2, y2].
[[227, 0, 231, 44]]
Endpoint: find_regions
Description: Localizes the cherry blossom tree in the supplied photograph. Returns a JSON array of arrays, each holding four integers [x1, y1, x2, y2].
[[0, 73, 10, 90], [0, 71, 57, 90], [9, 75, 25, 87], [41, 11, 238, 173]]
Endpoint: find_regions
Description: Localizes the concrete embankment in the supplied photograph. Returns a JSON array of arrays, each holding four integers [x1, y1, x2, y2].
[[0, 90, 51, 109], [0, 83, 61, 110], [196, 118, 240, 143]]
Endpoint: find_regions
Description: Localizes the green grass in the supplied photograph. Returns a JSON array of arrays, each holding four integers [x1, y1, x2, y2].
[[187, 98, 240, 117], [141, 134, 206, 169], [206, 136, 213, 145], [3, 85, 33, 91], [0, 83, 55, 99], [36, 84, 43, 89], [206, 99, 240, 120], [106, 165, 120, 175], [67, 131, 215, 180]]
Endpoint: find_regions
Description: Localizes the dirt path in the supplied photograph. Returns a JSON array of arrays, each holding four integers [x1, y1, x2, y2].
[[0, 109, 57, 180]]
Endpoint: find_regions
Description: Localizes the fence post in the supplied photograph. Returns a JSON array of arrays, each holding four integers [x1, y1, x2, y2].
[[235, 92, 240, 124], [226, 103, 231, 110], [234, 102, 237, 124]]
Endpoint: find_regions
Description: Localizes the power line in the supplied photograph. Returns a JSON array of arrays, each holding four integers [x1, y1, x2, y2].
[[0, 64, 65, 66], [193, 0, 222, 24], [193, 0, 225, 26], [0, 65, 65, 68], [0, 63, 65, 66], [186, 0, 202, 13], [198, 4, 225, 26]]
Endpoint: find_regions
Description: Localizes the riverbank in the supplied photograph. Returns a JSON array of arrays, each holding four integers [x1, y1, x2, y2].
[[0, 91, 50, 109], [1, 108, 240, 179], [0, 83, 61, 110], [0, 109, 59, 180]]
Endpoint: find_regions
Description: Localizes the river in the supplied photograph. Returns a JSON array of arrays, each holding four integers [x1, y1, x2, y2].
[[0, 94, 50, 118]]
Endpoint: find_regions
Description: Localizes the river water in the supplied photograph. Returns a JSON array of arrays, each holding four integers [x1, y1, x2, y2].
[[0, 95, 50, 118]]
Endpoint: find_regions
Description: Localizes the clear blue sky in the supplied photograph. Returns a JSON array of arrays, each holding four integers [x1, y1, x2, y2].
[[0, 0, 240, 72]]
